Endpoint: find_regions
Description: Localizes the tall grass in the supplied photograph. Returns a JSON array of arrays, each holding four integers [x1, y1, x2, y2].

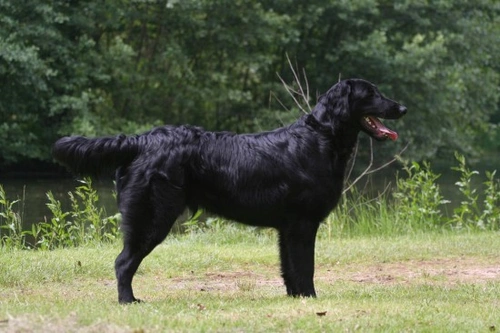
[[318, 153, 499, 238], [1, 154, 499, 250], [323, 160, 449, 238]]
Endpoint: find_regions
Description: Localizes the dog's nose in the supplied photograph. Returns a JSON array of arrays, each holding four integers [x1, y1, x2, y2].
[[399, 105, 407, 115]]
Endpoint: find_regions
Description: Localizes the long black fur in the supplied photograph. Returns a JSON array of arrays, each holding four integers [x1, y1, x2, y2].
[[53, 79, 407, 303]]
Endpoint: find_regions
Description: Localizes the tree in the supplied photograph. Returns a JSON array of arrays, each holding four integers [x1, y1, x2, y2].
[[1, 0, 498, 169], [0, 0, 113, 164], [264, 0, 500, 161]]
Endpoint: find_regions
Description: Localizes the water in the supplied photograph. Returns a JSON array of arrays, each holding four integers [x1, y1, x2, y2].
[[0, 178, 117, 226]]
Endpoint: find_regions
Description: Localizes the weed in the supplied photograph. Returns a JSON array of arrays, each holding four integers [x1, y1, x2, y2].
[[481, 170, 500, 230], [449, 153, 500, 230], [32, 191, 74, 249], [450, 153, 482, 229], [182, 209, 205, 233], [0, 185, 25, 249], [183, 209, 232, 234], [68, 179, 119, 243], [393, 161, 449, 230]]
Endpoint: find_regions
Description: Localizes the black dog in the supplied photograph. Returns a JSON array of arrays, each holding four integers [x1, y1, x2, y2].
[[53, 79, 407, 303]]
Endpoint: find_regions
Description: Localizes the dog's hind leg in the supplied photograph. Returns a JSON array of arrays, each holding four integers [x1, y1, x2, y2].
[[115, 176, 185, 303], [278, 220, 320, 297]]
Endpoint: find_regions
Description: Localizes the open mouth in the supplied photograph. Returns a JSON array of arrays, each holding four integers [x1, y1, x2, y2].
[[361, 116, 398, 141]]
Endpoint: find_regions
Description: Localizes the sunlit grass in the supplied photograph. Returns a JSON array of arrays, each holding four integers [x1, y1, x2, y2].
[[1, 229, 499, 332]]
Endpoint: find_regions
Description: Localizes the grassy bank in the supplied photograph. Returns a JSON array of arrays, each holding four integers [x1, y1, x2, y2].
[[1, 228, 499, 332]]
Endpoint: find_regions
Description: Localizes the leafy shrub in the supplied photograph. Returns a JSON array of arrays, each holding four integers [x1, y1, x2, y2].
[[482, 170, 500, 230], [392, 161, 449, 230], [451, 153, 500, 230]]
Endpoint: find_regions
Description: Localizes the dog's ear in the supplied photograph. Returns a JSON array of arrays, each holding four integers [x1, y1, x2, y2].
[[327, 80, 351, 121], [311, 80, 351, 128]]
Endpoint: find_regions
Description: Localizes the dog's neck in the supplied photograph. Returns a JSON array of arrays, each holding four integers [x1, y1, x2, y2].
[[334, 130, 359, 156], [305, 112, 360, 157]]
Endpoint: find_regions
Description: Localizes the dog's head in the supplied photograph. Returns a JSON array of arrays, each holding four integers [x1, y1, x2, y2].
[[313, 79, 407, 141]]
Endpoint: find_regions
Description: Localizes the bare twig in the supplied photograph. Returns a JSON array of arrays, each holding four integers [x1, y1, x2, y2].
[[270, 91, 291, 113], [364, 142, 410, 175], [343, 139, 375, 194], [277, 53, 313, 114], [277, 75, 309, 114], [287, 55, 311, 112], [344, 140, 359, 183], [343, 141, 410, 194], [346, 182, 393, 216], [302, 67, 311, 110]]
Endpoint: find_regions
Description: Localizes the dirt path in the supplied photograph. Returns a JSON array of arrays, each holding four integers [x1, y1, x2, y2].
[[328, 257, 500, 285], [164, 257, 500, 292]]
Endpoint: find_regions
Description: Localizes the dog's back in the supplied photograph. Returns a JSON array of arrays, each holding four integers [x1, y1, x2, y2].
[[181, 120, 340, 227]]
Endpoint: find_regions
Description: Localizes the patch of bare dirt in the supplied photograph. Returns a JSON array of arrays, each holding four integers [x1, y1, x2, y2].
[[320, 257, 500, 286], [150, 257, 500, 293]]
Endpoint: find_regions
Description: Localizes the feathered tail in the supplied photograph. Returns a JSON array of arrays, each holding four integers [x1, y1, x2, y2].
[[52, 134, 140, 177]]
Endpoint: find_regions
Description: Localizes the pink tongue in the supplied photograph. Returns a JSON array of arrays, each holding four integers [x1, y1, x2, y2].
[[380, 127, 398, 141], [368, 116, 399, 141]]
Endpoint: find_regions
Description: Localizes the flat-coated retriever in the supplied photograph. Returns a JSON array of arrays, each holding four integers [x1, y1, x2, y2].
[[53, 79, 407, 303]]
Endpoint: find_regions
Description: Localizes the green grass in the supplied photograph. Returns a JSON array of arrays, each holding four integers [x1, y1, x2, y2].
[[1, 227, 500, 332]]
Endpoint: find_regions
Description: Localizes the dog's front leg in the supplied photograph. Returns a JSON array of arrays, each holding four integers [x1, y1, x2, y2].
[[278, 221, 319, 297]]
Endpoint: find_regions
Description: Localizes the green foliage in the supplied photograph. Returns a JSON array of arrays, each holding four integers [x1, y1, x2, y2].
[[182, 209, 205, 233], [323, 156, 500, 236], [0, 185, 25, 249], [183, 209, 247, 235], [323, 187, 398, 238], [69, 179, 119, 243], [32, 179, 120, 250], [482, 170, 500, 230], [451, 153, 500, 230], [392, 161, 449, 229], [323, 161, 449, 238], [450, 153, 481, 229], [1, 0, 499, 167], [0, 0, 107, 163], [0, 178, 119, 250]]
